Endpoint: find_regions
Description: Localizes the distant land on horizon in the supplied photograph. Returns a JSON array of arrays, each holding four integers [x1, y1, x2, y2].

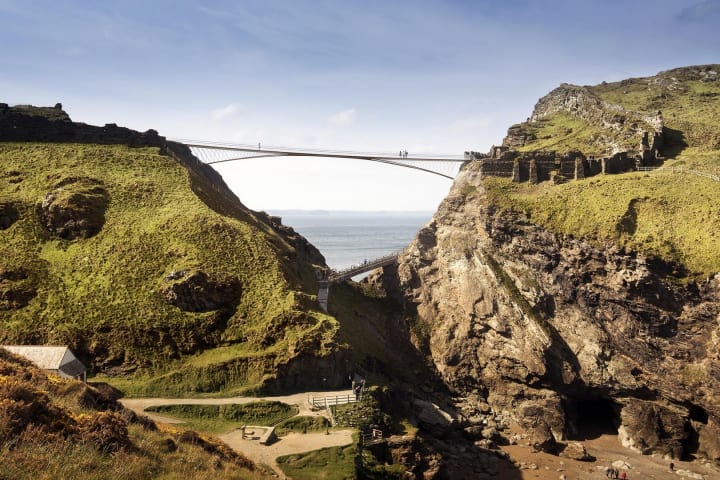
[[268, 209, 435, 216]]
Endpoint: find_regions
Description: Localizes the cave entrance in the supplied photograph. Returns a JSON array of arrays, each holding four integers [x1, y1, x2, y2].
[[681, 404, 708, 461], [565, 397, 619, 441]]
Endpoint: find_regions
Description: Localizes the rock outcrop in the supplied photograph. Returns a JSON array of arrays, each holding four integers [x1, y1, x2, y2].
[[0, 267, 36, 310], [39, 178, 109, 240], [0, 201, 19, 229], [503, 83, 664, 158], [378, 160, 720, 463], [161, 270, 242, 312]]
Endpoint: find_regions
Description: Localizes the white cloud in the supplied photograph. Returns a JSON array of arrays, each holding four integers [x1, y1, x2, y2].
[[211, 103, 243, 120], [449, 116, 492, 132], [328, 108, 357, 126]]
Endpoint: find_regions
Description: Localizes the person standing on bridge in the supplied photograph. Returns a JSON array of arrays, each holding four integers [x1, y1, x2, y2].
[[258, 142, 261, 151], [404, 150, 408, 158]]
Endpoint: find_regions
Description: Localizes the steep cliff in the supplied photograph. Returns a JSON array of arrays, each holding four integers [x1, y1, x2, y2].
[[380, 66, 720, 467]]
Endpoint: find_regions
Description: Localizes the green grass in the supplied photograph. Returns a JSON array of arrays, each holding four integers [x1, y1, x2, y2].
[[591, 72, 720, 151], [0, 142, 338, 396], [275, 415, 332, 435], [481, 151, 720, 275], [513, 66, 720, 156], [516, 113, 611, 155], [145, 401, 298, 433], [276, 440, 358, 480]]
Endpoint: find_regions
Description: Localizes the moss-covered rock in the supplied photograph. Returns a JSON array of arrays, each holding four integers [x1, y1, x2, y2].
[[39, 177, 109, 240]]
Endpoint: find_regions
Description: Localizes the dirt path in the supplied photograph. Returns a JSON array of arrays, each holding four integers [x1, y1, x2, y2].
[[120, 389, 353, 421], [120, 390, 356, 478]]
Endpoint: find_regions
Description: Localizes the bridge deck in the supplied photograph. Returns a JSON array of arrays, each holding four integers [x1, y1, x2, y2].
[[176, 140, 467, 163], [328, 254, 398, 284]]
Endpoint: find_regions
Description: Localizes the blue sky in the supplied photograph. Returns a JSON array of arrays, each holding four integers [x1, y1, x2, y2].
[[2, 0, 718, 211]]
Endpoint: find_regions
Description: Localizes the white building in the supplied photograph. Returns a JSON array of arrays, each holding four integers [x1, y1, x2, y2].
[[2, 345, 87, 381]]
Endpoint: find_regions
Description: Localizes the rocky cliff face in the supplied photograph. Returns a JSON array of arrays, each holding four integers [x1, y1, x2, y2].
[[380, 160, 720, 464], [502, 83, 664, 158]]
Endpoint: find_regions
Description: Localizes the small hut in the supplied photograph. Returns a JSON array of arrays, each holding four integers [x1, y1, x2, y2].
[[2, 345, 87, 382]]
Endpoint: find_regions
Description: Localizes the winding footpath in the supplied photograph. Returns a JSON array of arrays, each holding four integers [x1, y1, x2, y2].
[[120, 390, 356, 478]]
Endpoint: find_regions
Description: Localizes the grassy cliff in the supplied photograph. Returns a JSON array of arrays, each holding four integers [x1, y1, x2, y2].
[[0, 107, 343, 396], [484, 65, 720, 277]]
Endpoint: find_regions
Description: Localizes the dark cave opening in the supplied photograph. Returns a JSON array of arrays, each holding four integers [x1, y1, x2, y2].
[[681, 404, 708, 461], [682, 423, 700, 461], [565, 397, 620, 441], [688, 404, 708, 424]]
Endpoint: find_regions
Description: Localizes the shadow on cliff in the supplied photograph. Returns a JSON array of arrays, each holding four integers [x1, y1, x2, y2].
[[661, 126, 688, 158], [327, 280, 444, 390], [327, 280, 525, 479]]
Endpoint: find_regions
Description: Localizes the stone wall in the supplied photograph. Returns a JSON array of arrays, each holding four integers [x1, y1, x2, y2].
[[477, 146, 641, 183], [0, 103, 163, 148]]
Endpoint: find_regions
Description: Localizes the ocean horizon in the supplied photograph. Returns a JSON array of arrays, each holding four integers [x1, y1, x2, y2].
[[270, 210, 434, 271]]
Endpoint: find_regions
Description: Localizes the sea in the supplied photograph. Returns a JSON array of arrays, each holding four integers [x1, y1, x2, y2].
[[271, 211, 434, 271]]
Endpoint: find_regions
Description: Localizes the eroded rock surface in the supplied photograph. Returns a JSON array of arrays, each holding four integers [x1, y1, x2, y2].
[[0, 201, 19, 229], [161, 270, 242, 312], [377, 160, 720, 464], [40, 178, 109, 240], [0, 267, 36, 310]]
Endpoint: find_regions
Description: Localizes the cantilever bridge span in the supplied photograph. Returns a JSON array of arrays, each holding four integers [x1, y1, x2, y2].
[[174, 139, 469, 179]]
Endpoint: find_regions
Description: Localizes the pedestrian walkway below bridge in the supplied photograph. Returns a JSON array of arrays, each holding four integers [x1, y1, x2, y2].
[[317, 252, 399, 311]]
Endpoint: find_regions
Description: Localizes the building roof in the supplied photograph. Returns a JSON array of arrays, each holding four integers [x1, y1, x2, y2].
[[2, 345, 86, 377]]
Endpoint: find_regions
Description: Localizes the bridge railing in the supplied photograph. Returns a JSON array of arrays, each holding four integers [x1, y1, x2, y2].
[[328, 252, 400, 283], [173, 138, 467, 161], [309, 393, 359, 410], [668, 166, 720, 182], [636, 165, 720, 182]]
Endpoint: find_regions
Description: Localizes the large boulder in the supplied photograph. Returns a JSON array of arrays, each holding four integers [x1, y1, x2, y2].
[[618, 400, 686, 458], [515, 397, 566, 452], [697, 419, 720, 465]]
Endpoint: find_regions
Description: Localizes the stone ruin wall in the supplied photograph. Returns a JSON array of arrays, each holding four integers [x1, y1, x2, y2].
[[0, 103, 164, 148], [466, 146, 642, 184]]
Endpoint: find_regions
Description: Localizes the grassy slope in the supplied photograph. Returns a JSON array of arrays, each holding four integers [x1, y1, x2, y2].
[[485, 67, 720, 276], [0, 350, 271, 480], [515, 113, 610, 156], [0, 143, 338, 395]]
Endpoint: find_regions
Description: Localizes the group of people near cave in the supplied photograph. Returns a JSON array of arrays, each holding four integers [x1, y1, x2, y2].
[[605, 467, 627, 479]]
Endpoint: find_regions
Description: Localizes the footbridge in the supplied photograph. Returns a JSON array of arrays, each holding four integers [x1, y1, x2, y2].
[[317, 253, 399, 311], [173, 139, 469, 179]]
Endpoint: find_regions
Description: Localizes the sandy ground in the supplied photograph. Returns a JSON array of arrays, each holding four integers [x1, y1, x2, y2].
[[497, 433, 720, 480], [120, 390, 355, 478]]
